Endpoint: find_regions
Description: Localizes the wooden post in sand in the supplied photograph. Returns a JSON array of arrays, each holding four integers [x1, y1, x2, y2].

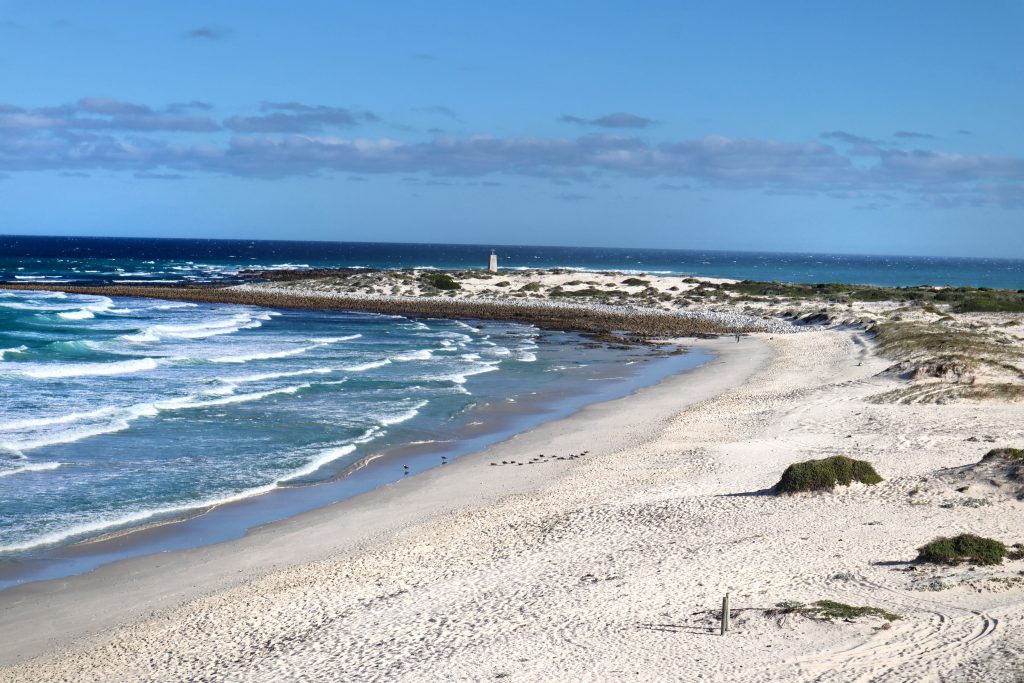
[[720, 593, 730, 635]]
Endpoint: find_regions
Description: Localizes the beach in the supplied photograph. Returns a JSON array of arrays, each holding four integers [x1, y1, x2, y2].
[[5, 1, 1023, 678], [3, 319, 1022, 681]]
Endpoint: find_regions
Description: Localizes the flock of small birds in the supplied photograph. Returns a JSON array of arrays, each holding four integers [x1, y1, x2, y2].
[[401, 451, 589, 474], [489, 451, 590, 466]]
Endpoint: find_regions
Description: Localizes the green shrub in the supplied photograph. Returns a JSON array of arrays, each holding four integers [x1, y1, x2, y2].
[[420, 272, 461, 290], [621, 277, 649, 286], [916, 534, 1007, 566], [954, 295, 1024, 313], [774, 456, 882, 494]]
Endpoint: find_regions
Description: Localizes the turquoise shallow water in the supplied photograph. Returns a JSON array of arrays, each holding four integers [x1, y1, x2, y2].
[[1, 287, 650, 557]]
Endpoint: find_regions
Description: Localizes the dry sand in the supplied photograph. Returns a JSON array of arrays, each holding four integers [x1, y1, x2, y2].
[[2, 327, 1023, 682]]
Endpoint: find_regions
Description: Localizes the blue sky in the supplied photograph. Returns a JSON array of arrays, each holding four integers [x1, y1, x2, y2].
[[1, 0, 1022, 257]]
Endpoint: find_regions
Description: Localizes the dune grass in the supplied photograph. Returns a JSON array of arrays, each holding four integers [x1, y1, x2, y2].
[[720, 280, 1024, 312], [772, 600, 901, 622]]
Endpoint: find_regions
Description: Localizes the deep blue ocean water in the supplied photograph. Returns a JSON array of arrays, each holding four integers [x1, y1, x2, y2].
[[2, 234, 1022, 289]]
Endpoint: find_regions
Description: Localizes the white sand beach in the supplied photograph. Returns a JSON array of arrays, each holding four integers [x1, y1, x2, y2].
[[2, 319, 1022, 681]]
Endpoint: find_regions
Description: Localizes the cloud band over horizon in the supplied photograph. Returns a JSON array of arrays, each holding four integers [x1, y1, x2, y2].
[[1, 97, 1021, 210]]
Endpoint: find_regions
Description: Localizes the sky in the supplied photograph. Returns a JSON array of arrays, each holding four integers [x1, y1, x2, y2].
[[0, 0, 1022, 258]]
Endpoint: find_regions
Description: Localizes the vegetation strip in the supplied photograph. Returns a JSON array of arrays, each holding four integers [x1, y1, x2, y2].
[[0, 283, 758, 338]]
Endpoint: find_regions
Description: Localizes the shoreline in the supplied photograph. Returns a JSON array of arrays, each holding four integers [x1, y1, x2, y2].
[[0, 341, 710, 591], [0, 335, 763, 668]]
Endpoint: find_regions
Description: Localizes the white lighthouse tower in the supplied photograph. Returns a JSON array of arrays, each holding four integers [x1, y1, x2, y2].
[[488, 249, 498, 273]]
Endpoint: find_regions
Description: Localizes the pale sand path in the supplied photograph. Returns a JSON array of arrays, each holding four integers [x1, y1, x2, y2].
[[3, 329, 1023, 681]]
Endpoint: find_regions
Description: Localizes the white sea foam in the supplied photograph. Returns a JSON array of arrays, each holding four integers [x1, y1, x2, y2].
[[433, 362, 501, 384], [393, 349, 433, 361], [151, 302, 198, 310], [122, 312, 267, 343], [0, 461, 61, 478], [309, 334, 362, 343], [378, 400, 429, 426], [0, 406, 122, 431], [209, 345, 322, 363], [157, 383, 311, 409], [1, 383, 313, 452], [222, 367, 334, 383], [0, 346, 27, 360], [19, 357, 159, 379], [280, 444, 357, 482], [1, 423, 383, 552], [1, 417, 148, 452], [0, 482, 281, 553], [342, 358, 391, 372], [57, 309, 95, 320]]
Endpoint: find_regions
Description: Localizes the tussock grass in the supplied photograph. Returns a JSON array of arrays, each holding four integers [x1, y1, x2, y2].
[[774, 456, 882, 494]]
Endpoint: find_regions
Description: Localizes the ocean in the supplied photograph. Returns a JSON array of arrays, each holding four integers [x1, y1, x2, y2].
[[0, 281, 704, 586], [2, 235, 1022, 289]]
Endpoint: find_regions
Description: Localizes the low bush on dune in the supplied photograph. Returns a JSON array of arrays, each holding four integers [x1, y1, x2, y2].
[[916, 534, 1007, 566], [421, 272, 461, 290], [774, 456, 883, 494]]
